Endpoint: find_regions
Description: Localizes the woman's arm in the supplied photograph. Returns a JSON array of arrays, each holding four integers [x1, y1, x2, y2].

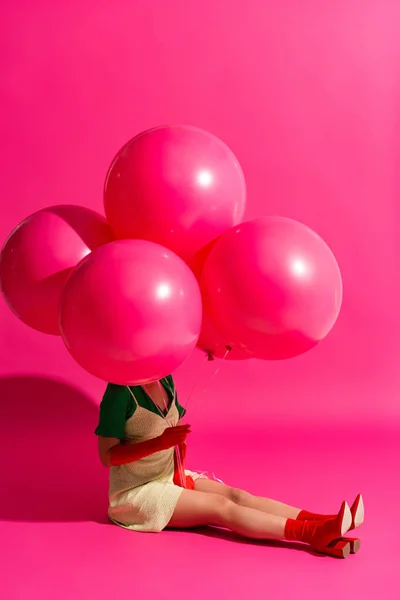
[[98, 436, 120, 467], [97, 425, 191, 467]]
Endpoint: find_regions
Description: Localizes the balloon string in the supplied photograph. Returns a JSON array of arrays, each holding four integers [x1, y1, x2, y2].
[[127, 347, 231, 489], [183, 347, 230, 424], [154, 348, 231, 484], [127, 383, 186, 489], [183, 352, 210, 414], [180, 348, 230, 480], [157, 380, 186, 489]]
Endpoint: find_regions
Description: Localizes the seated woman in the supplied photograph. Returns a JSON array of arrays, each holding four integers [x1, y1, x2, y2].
[[95, 375, 364, 558]]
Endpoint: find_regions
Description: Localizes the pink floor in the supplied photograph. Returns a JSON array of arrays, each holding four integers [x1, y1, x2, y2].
[[0, 377, 398, 600]]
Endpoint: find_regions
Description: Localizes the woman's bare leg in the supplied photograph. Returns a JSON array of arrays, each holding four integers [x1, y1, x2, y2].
[[194, 478, 301, 519], [168, 489, 286, 539]]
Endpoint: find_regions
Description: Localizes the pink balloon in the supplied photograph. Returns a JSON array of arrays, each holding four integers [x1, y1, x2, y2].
[[59, 239, 202, 385], [0, 206, 114, 335], [189, 241, 251, 361], [201, 217, 343, 360], [104, 125, 246, 260]]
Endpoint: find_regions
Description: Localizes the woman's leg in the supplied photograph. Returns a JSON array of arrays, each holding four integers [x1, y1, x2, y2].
[[168, 489, 286, 539], [168, 488, 352, 557], [194, 478, 301, 519]]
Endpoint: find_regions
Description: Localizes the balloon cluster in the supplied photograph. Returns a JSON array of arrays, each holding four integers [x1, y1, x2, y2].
[[0, 125, 342, 385]]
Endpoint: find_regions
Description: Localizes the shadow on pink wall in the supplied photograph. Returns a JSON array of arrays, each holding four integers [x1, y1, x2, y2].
[[0, 376, 108, 523]]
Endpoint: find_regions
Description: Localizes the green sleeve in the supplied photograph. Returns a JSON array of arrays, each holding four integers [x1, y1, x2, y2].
[[95, 384, 135, 439], [165, 375, 186, 419]]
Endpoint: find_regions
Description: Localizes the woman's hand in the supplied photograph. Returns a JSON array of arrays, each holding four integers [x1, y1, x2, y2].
[[158, 424, 191, 451]]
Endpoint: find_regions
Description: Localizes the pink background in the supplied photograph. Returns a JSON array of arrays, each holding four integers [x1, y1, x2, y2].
[[1, 2, 399, 599]]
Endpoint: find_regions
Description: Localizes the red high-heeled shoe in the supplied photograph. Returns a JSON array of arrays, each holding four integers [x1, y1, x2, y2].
[[319, 493, 363, 555], [285, 501, 352, 558], [297, 494, 364, 530], [349, 494, 364, 529], [334, 494, 363, 554], [329, 537, 361, 554]]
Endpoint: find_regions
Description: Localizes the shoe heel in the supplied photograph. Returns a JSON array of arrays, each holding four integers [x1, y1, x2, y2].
[[328, 537, 360, 555], [321, 539, 351, 558], [344, 537, 361, 554]]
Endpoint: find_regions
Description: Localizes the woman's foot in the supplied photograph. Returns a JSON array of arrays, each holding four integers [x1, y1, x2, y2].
[[321, 495, 363, 555], [285, 501, 352, 557], [297, 494, 364, 530]]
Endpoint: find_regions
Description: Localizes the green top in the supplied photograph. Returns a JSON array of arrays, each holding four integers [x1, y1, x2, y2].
[[94, 375, 186, 440]]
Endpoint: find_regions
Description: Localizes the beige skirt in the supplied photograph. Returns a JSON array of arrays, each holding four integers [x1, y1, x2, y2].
[[108, 469, 206, 532]]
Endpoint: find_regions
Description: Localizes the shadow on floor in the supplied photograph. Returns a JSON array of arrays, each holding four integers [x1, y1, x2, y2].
[[169, 526, 330, 558], [0, 375, 108, 523]]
